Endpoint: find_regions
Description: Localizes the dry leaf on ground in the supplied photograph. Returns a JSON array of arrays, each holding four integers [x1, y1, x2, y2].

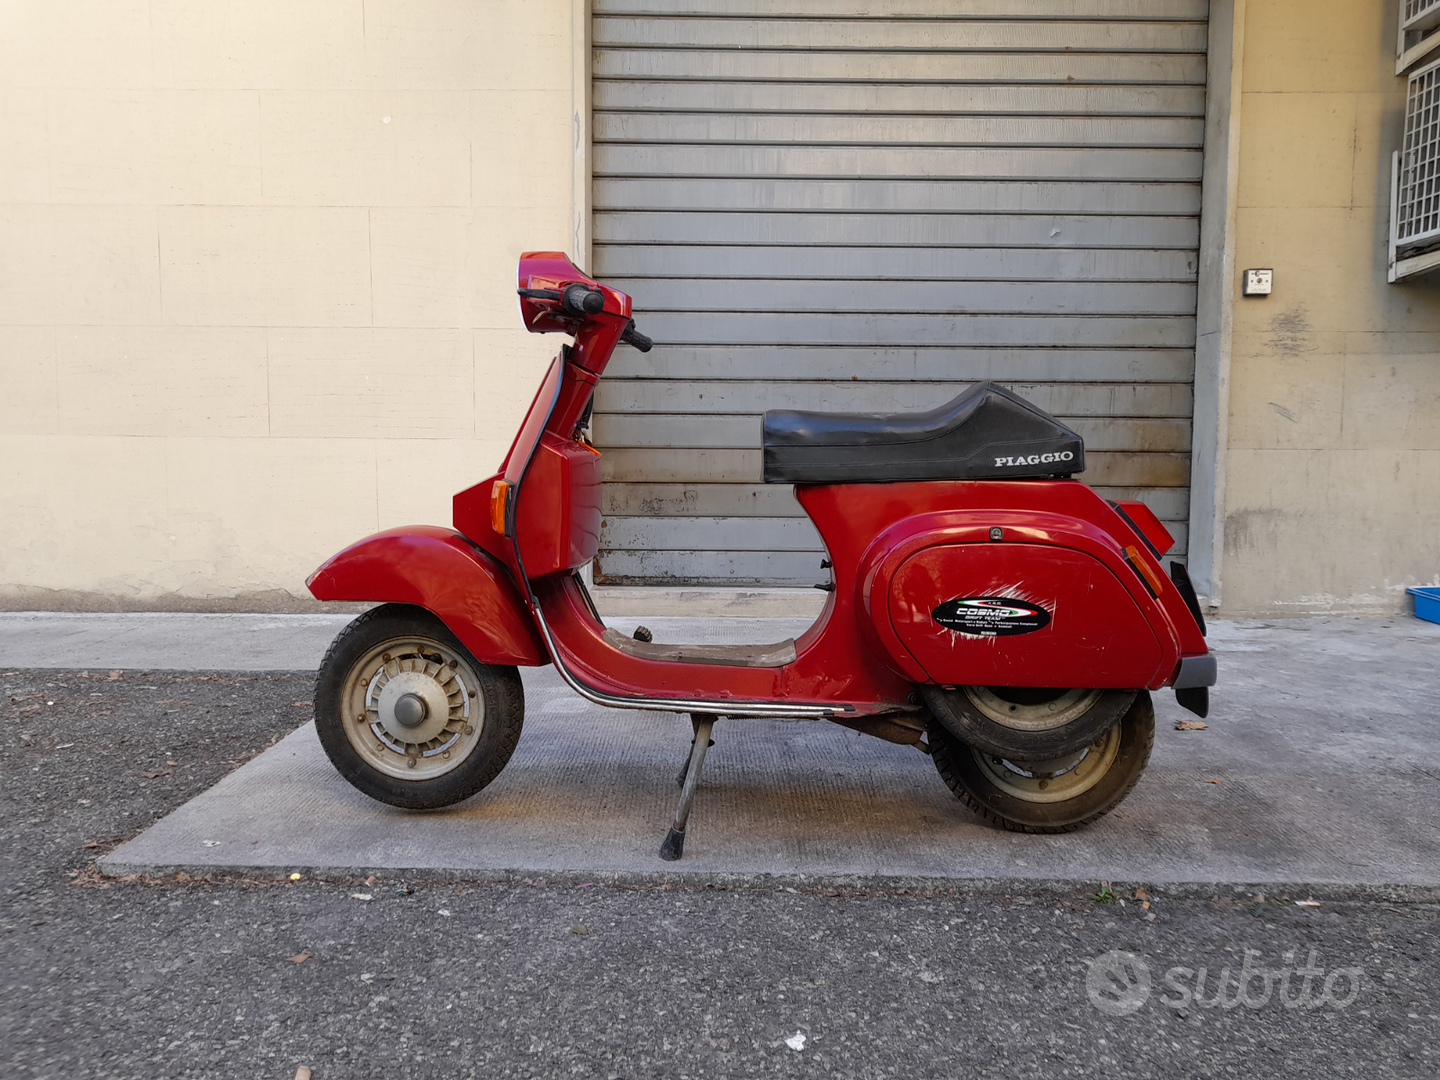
[[1175, 719, 1208, 730]]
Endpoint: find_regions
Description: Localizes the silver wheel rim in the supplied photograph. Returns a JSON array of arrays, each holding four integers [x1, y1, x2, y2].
[[963, 685, 1104, 732], [340, 635, 485, 781], [971, 725, 1122, 803]]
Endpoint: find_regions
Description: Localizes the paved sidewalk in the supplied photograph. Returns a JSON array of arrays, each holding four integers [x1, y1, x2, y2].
[[21, 610, 1425, 897], [0, 611, 354, 671]]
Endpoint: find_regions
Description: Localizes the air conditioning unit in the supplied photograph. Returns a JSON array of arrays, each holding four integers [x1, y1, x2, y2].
[[1399, 0, 1440, 74], [1390, 55, 1440, 280]]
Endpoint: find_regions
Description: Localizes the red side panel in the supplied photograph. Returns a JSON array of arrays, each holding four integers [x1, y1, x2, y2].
[[306, 526, 547, 666], [515, 434, 603, 576], [889, 543, 1162, 688]]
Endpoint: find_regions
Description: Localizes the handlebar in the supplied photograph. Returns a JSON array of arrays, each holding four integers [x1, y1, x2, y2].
[[516, 283, 654, 352]]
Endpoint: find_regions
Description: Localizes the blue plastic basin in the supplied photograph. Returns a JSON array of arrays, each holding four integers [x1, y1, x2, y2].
[[1408, 586, 1440, 625]]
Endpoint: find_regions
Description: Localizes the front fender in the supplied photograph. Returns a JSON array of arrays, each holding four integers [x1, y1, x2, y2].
[[307, 526, 548, 666]]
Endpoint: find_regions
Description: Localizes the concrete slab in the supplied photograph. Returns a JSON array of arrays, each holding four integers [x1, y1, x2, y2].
[[0, 611, 354, 671], [99, 614, 1440, 897]]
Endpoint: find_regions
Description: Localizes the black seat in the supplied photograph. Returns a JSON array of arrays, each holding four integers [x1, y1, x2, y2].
[[762, 381, 1084, 485]]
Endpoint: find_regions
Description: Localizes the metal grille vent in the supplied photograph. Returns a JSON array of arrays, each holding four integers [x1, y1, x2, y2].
[[1395, 59, 1440, 252]]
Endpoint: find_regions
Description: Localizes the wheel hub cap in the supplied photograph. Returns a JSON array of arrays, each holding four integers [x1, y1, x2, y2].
[[373, 669, 456, 746], [392, 692, 428, 728]]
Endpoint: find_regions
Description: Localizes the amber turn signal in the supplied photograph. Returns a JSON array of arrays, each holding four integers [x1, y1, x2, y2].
[[1124, 545, 1166, 596], [491, 479, 510, 536]]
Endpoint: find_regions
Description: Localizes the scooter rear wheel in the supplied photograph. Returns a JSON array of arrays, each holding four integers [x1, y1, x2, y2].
[[313, 604, 524, 810], [921, 684, 1135, 760], [928, 691, 1154, 833]]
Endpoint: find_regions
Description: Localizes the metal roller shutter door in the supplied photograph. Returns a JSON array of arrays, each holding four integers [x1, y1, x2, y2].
[[591, 0, 1207, 585]]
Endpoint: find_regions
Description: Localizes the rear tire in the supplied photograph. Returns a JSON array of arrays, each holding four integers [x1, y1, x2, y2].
[[929, 690, 1154, 833], [314, 604, 524, 810], [922, 684, 1135, 760]]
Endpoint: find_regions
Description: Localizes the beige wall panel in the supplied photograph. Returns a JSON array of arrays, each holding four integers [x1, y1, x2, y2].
[[157, 92, 266, 205], [1223, 447, 1440, 614], [471, 91, 576, 207], [362, 0, 574, 91], [1242, 0, 1395, 94], [267, 328, 472, 439], [377, 439, 503, 529], [12, 91, 264, 206], [370, 206, 575, 328], [472, 328, 571, 457], [1236, 93, 1358, 209], [0, 0, 154, 90], [0, 436, 169, 596], [162, 437, 379, 599], [0, 90, 50, 201], [56, 328, 269, 438], [150, 0, 367, 91], [1339, 343, 1440, 452], [158, 207, 371, 327], [1232, 206, 1440, 335], [1226, 345, 1344, 450], [45, 91, 159, 203], [260, 92, 471, 206], [0, 206, 161, 326], [1349, 91, 1404, 212], [0, 328, 58, 435]]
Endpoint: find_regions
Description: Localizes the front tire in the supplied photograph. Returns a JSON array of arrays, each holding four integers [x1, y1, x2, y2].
[[929, 690, 1154, 833], [314, 604, 524, 809]]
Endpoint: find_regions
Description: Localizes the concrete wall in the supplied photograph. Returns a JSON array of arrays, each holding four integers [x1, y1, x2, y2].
[[1221, 0, 1440, 615], [0, 1, 579, 610]]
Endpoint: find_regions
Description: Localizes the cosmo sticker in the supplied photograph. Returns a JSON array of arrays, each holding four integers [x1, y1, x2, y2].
[[932, 596, 1051, 636]]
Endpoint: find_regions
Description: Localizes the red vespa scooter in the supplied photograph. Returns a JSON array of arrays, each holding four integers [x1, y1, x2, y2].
[[308, 252, 1214, 858]]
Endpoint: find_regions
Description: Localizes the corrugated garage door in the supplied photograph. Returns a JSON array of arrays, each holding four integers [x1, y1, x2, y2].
[[591, 0, 1207, 585]]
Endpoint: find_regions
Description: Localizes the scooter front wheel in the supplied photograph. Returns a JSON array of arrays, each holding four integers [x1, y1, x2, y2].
[[928, 691, 1154, 833], [313, 604, 524, 810]]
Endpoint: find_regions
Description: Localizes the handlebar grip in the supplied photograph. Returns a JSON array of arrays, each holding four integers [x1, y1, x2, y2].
[[561, 283, 605, 316], [622, 322, 653, 353]]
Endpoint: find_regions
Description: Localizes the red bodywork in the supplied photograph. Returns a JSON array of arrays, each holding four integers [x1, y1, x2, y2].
[[308, 252, 1210, 720]]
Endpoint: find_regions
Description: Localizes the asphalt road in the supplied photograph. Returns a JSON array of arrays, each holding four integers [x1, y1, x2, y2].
[[2, 668, 1437, 1079]]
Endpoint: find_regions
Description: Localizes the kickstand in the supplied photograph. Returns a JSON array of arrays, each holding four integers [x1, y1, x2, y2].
[[676, 732, 716, 787], [659, 713, 717, 861]]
